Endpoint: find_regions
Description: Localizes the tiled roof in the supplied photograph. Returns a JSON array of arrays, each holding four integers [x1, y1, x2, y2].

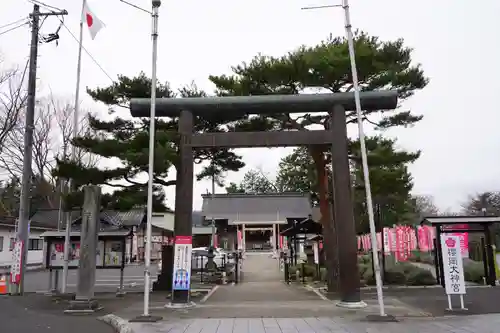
[[30, 208, 146, 229], [0, 216, 57, 230], [201, 193, 312, 223]]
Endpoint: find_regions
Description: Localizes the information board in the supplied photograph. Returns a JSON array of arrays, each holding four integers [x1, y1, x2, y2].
[[441, 235, 466, 295], [49, 240, 108, 268], [104, 240, 123, 266], [172, 236, 192, 291]]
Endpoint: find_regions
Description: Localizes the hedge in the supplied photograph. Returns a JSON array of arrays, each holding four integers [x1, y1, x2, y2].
[[290, 254, 486, 286]]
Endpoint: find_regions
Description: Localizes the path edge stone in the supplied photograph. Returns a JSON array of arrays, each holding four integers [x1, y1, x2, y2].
[[98, 314, 134, 333]]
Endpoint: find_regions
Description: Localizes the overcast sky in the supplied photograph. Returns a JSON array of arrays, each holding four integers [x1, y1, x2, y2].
[[1, 0, 499, 212]]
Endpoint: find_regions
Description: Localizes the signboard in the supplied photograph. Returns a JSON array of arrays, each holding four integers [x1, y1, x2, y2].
[[313, 242, 319, 264], [104, 241, 123, 266], [10, 240, 23, 284], [49, 240, 107, 268], [172, 236, 192, 291], [441, 235, 466, 295]]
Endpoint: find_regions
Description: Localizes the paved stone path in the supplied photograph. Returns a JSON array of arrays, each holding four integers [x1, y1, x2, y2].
[[128, 314, 500, 332], [207, 252, 318, 304]]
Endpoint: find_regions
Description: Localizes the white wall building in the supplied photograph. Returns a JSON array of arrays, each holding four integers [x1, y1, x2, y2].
[[0, 219, 55, 268]]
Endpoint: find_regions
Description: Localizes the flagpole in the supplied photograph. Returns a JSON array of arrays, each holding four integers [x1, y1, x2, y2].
[[61, 0, 86, 294], [342, 0, 386, 316], [142, 0, 161, 319]]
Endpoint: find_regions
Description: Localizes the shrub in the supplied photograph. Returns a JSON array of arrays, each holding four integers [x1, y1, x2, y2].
[[406, 269, 436, 286], [320, 267, 328, 282], [361, 261, 436, 286], [363, 267, 375, 285], [408, 251, 422, 262], [384, 264, 407, 285], [290, 263, 318, 279], [464, 260, 485, 284], [358, 263, 369, 282], [419, 252, 435, 265], [358, 254, 372, 265]]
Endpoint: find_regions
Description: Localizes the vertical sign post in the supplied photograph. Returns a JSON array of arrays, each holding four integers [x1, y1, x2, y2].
[[172, 236, 192, 301], [313, 242, 319, 265], [440, 234, 467, 311], [10, 241, 24, 285]]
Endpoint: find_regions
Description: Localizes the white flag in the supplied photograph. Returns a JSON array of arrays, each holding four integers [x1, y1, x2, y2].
[[82, 1, 104, 40]]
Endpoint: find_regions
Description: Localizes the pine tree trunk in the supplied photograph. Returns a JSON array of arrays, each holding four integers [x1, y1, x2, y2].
[[311, 148, 339, 292]]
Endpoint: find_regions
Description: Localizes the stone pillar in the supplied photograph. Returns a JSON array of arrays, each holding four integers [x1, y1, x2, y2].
[[66, 185, 102, 313], [171, 110, 194, 305], [330, 105, 365, 308]]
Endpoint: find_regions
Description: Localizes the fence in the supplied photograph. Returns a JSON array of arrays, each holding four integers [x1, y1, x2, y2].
[[190, 250, 241, 284]]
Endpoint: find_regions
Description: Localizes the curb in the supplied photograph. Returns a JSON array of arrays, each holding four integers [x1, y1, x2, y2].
[[303, 284, 330, 301], [305, 284, 492, 291], [98, 314, 134, 333], [199, 285, 219, 304]]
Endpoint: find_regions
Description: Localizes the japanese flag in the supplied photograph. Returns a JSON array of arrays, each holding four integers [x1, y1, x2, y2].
[[82, 1, 104, 40]]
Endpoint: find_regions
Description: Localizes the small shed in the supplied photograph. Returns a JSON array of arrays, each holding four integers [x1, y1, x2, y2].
[[280, 216, 322, 265], [40, 213, 132, 270]]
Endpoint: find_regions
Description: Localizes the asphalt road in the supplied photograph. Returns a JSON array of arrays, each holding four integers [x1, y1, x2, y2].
[[21, 264, 159, 293], [0, 294, 115, 333]]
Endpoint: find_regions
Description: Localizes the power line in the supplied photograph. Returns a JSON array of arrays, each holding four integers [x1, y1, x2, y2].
[[0, 21, 29, 37], [0, 17, 28, 30], [59, 20, 115, 83], [27, 0, 63, 12]]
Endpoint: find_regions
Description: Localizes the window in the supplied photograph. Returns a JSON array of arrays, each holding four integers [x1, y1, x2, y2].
[[9, 238, 15, 251], [0, 236, 3, 252], [28, 238, 43, 251]]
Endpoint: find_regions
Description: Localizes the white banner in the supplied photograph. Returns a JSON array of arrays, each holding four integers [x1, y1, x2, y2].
[[313, 243, 319, 264], [441, 235, 466, 295]]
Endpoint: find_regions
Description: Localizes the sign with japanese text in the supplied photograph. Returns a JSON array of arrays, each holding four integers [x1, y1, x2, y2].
[[10, 240, 23, 284], [383, 228, 391, 255], [172, 236, 192, 291], [395, 226, 409, 261], [441, 235, 466, 295]]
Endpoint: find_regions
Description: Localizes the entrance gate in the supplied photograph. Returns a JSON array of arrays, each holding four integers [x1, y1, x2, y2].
[[130, 91, 398, 306]]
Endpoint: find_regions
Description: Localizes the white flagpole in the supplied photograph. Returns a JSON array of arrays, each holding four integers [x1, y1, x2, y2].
[[142, 0, 161, 318], [61, 0, 86, 294], [342, 0, 386, 316]]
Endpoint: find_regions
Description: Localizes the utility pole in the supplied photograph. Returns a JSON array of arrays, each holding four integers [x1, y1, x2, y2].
[[11, 4, 68, 295]]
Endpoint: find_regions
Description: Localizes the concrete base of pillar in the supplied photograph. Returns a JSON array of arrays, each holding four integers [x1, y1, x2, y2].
[[129, 315, 163, 322], [364, 314, 398, 322], [44, 290, 61, 296], [164, 301, 196, 309], [64, 299, 102, 314], [115, 290, 126, 297], [51, 292, 76, 300], [336, 300, 367, 309]]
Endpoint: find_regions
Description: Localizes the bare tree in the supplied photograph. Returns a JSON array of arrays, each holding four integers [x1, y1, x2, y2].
[[0, 95, 100, 183], [52, 97, 100, 168], [462, 191, 500, 215], [0, 58, 28, 153], [413, 194, 440, 217]]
